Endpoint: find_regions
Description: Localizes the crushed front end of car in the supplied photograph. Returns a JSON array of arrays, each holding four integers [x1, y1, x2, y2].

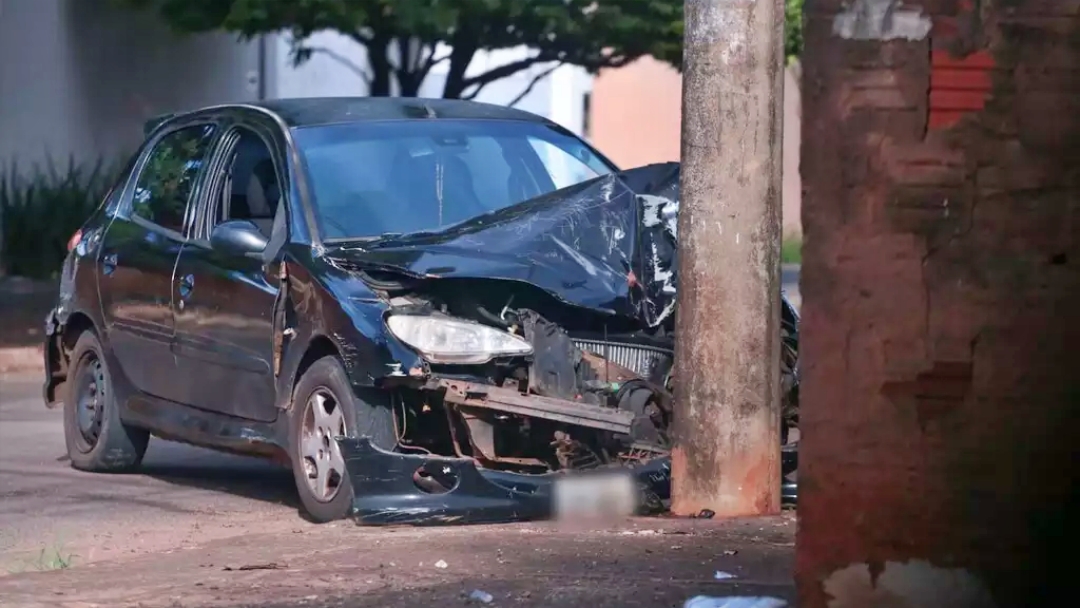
[[327, 163, 799, 525]]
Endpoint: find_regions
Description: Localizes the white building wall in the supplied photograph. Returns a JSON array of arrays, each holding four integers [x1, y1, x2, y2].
[[0, 0, 261, 168]]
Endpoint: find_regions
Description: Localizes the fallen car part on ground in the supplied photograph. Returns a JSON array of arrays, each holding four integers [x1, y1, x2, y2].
[[330, 163, 800, 524]]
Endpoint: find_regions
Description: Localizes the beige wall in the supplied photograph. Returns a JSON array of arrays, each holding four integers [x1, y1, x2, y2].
[[589, 57, 803, 238]]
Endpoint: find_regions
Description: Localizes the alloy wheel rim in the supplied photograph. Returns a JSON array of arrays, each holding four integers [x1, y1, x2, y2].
[[300, 389, 348, 502]]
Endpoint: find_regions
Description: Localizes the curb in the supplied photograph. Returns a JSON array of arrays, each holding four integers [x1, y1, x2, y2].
[[0, 346, 43, 375]]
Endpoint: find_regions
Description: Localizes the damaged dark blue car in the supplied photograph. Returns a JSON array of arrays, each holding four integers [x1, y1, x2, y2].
[[43, 98, 799, 524]]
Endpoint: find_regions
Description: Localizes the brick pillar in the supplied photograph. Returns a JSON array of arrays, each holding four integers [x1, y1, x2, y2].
[[797, 1, 1080, 606]]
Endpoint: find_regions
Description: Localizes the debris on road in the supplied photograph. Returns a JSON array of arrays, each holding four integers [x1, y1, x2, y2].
[[434, 559, 448, 569], [683, 597, 788, 608], [468, 589, 495, 604], [617, 528, 692, 536], [223, 562, 288, 571], [714, 570, 737, 580]]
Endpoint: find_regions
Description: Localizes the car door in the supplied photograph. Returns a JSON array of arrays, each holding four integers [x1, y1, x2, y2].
[[169, 124, 283, 422], [96, 121, 219, 402]]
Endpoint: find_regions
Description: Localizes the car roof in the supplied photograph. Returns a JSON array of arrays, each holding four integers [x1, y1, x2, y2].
[[150, 97, 555, 133], [259, 97, 552, 127]]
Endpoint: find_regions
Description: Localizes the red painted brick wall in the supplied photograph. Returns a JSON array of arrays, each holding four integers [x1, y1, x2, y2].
[[797, 0, 1080, 605]]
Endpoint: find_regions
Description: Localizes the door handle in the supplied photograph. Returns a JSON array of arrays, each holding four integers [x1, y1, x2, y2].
[[178, 274, 194, 300], [102, 253, 117, 275]]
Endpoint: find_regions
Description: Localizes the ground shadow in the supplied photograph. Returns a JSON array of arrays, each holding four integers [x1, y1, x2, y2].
[[135, 440, 302, 511]]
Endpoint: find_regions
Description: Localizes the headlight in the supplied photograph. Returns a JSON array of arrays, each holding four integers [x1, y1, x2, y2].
[[385, 314, 533, 364]]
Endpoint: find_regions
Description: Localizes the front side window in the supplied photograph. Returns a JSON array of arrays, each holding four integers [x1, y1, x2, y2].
[[131, 124, 217, 233], [292, 119, 615, 241], [210, 129, 282, 238]]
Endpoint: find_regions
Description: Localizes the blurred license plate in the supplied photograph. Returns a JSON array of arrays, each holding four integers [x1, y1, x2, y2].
[[553, 470, 638, 520]]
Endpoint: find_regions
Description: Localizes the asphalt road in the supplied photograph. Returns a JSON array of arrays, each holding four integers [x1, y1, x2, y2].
[[0, 373, 307, 573]]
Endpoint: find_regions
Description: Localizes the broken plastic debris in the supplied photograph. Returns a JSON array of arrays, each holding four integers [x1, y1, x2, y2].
[[469, 590, 494, 604], [434, 559, 448, 569], [223, 562, 287, 571], [714, 571, 736, 580], [683, 597, 788, 608]]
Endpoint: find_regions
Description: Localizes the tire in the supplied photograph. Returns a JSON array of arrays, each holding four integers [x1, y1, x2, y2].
[[623, 387, 668, 448], [63, 330, 150, 472], [288, 355, 395, 523]]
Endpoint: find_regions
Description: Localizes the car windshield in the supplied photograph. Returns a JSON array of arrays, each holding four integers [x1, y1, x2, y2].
[[292, 119, 616, 241]]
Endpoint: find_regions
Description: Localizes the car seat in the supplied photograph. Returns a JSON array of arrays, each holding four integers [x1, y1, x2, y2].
[[243, 159, 280, 236], [388, 147, 486, 230]]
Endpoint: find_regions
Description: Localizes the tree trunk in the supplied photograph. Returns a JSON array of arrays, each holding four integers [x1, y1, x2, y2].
[[398, 75, 422, 97], [441, 39, 477, 99], [367, 36, 392, 96]]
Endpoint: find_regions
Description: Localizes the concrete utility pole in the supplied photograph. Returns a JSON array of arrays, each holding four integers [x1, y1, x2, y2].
[[671, 0, 784, 517]]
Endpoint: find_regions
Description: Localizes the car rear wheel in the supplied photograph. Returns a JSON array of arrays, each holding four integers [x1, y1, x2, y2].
[[289, 355, 395, 523], [63, 330, 150, 472]]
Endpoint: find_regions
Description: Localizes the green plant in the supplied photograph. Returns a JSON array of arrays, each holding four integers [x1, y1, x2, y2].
[[6, 545, 77, 574], [781, 234, 802, 265], [0, 156, 122, 280], [785, 0, 804, 62], [33, 546, 76, 571]]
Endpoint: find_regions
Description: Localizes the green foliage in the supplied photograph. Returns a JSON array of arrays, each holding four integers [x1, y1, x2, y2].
[[0, 158, 122, 279], [785, 0, 804, 62], [781, 234, 803, 265], [115, 0, 685, 99]]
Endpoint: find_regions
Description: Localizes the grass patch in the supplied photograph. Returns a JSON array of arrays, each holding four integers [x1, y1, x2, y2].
[[7, 545, 77, 574], [33, 546, 75, 571], [781, 234, 803, 265]]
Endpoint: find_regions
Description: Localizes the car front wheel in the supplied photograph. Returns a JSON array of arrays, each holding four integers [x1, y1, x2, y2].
[[63, 330, 150, 472], [288, 355, 396, 523]]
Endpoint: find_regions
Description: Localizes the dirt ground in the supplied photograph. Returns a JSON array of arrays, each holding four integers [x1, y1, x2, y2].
[[0, 516, 796, 608]]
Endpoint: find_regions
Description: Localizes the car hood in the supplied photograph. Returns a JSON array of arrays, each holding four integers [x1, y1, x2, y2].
[[326, 163, 683, 327]]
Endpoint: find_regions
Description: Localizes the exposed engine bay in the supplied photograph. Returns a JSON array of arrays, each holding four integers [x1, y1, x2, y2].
[[365, 276, 799, 505]]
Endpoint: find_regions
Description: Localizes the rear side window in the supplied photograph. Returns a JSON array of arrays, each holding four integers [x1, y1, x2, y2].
[[131, 124, 217, 233]]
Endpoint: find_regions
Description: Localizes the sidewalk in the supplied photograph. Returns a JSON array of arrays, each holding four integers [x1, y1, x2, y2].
[[0, 515, 796, 608]]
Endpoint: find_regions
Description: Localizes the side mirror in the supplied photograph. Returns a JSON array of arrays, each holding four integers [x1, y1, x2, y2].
[[210, 220, 269, 256]]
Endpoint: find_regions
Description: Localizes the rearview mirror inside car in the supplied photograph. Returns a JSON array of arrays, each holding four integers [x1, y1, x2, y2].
[[210, 220, 269, 256]]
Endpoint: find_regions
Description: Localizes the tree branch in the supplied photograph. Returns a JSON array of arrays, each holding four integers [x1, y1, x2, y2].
[[460, 53, 553, 90], [423, 50, 451, 74], [301, 45, 372, 86], [507, 63, 562, 108]]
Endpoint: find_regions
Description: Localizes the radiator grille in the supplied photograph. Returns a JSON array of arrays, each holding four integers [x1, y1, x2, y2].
[[572, 339, 673, 381]]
